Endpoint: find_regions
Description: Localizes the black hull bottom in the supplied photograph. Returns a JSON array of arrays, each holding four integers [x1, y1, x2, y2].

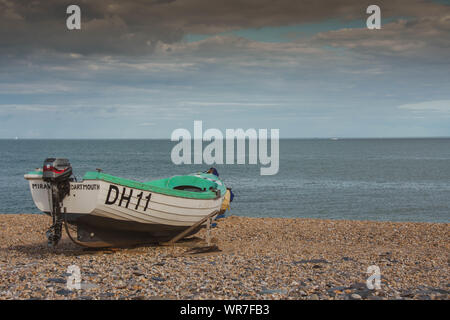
[[62, 213, 204, 246]]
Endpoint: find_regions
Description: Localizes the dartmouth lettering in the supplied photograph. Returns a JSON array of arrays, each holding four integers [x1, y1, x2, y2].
[[105, 185, 151, 211], [71, 184, 100, 191]]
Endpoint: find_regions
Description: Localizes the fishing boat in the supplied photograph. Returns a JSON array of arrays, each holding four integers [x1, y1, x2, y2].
[[24, 158, 233, 248]]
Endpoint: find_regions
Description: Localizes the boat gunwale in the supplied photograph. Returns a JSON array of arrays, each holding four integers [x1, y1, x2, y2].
[[25, 171, 223, 200]]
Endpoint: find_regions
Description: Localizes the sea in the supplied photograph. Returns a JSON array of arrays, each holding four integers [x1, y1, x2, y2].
[[1, 138, 449, 223]]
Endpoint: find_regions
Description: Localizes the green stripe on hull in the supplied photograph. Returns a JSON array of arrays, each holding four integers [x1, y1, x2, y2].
[[83, 171, 225, 200], [27, 171, 43, 175]]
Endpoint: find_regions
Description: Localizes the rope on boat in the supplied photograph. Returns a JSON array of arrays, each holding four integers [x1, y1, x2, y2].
[[63, 208, 109, 249]]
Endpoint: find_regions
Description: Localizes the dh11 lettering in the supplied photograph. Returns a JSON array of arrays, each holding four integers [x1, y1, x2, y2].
[[105, 185, 151, 211]]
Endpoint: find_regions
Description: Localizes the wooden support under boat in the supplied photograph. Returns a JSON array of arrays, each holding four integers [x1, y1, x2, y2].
[[160, 210, 219, 246]]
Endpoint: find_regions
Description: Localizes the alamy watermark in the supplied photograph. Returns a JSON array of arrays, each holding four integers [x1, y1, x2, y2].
[[66, 264, 99, 291], [366, 5, 381, 30], [66, 264, 81, 290], [171, 121, 279, 175], [366, 265, 382, 290], [66, 5, 381, 31], [66, 5, 81, 30]]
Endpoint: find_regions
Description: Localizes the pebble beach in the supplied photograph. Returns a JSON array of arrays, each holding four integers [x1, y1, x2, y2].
[[0, 214, 448, 300]]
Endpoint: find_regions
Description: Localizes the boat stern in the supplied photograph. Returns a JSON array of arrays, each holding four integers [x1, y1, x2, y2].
[[24, 170, 51, 213]]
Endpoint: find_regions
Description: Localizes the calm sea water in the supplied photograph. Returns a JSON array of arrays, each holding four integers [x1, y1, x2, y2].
[[0, 139, 449, 223]]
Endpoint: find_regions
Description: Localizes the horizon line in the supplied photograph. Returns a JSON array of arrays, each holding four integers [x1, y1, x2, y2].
[[2, 136, 450, 140]]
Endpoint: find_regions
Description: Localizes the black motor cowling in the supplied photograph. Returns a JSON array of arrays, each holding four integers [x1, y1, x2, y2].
[[43, 158, 72, 182]]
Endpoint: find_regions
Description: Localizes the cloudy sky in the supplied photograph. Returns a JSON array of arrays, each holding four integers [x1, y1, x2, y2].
[[0, 0, 449, 138]]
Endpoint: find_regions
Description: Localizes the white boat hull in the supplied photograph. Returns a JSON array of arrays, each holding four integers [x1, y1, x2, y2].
[[25, 173, 224, 244]]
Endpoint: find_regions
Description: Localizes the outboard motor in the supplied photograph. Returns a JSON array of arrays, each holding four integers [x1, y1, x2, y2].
[[43, 158, 72, 182], [42, 158, 73, 247]]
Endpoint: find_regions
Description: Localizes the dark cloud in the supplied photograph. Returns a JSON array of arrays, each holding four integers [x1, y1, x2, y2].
[[1, 1, 450, 139], [0, 0, 183, 56], [1, 0, 449, 56], [313, 14, 450, 63]]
